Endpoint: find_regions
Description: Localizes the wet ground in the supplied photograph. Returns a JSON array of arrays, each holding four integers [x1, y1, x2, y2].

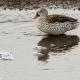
[[0, 8, 80, 80]]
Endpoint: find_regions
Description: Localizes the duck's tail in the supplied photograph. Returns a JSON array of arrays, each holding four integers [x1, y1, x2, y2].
[[71, 21, 79, 30]]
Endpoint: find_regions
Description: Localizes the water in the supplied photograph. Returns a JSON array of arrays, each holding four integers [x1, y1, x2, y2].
[[0, 8, 80, 80]]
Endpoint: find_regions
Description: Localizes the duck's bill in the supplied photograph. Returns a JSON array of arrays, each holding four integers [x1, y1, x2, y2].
[[33, 12, 40, 19], [33, 16, 38, 19]]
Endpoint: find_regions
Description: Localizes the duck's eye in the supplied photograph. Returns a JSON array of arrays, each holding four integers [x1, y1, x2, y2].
[[36, 12, 40, 17]]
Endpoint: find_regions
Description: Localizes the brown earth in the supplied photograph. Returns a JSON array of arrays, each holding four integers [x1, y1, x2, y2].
[[0, 0, 80, 10]]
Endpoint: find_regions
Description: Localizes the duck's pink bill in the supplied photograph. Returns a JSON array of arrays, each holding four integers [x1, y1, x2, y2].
[[33, 16, 38, 19]]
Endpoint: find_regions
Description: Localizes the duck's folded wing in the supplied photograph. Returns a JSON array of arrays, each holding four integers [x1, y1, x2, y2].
[[46, 15, 77, 23]]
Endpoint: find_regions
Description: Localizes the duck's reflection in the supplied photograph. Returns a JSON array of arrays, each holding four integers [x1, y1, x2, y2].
[[36, 34, 79, 61]]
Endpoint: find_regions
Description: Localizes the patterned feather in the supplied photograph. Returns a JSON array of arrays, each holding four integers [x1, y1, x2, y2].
[[46, 15, 77, 23]]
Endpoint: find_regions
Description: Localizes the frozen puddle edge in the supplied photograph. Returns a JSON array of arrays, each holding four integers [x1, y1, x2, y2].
[[0, 51, 13, 60]]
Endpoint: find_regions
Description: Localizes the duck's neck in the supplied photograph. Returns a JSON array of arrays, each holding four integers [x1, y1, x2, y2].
[[36, 17, 46, 25]]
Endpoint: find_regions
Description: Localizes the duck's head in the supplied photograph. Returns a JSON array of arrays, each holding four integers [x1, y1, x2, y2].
[[34, 8, 48, 19]]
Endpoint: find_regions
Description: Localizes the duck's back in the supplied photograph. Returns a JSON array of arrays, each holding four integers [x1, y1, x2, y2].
[[46, 15, 77, 23]]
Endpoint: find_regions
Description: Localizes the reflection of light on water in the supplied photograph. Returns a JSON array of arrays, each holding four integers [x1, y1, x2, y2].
[[35, 34, 79, 62]]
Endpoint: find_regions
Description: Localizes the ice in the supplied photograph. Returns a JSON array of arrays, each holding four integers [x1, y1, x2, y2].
[[33, 46, 47, 53], [33, 46, 47, 50], [0, 51, 13, 60]]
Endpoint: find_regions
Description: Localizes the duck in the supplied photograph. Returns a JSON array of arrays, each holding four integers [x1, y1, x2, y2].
[[34, 8, 78, 35]]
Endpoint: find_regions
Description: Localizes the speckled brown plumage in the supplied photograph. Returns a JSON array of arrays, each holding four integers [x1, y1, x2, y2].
[[34, 8, 78, 35]]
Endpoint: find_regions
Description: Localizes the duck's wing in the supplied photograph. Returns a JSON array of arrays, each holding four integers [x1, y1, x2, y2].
[[46, 15, 77, 23]]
